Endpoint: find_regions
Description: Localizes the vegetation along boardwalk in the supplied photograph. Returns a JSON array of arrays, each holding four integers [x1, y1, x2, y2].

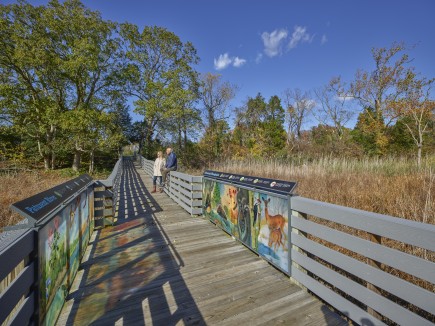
[[57, 158, 346, 325]]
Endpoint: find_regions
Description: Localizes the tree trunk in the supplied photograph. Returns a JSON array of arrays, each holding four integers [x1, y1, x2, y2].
[[417, 144, 422, 167], [72, 150, 81, 172], [44, 156, 50, 170], [51, 152, 55, 170], [178, 126, 182, 150], [89, 150, 94, 174], [183, 129, 188, 149]]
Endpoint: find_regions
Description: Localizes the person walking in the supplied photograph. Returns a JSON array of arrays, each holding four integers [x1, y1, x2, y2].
[[160, 147, 177, 192], [152, 151, 165, 193]]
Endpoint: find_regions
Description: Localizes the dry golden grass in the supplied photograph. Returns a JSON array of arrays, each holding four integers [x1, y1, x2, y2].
[[212, 156, 434, 224]]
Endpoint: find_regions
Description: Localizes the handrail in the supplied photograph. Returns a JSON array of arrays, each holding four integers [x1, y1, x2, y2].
[[290, 200, 435, 325], [136, 157, 435, 326]]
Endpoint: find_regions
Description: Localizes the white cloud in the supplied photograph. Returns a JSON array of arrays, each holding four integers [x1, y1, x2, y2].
[[233, 57, 246, 67], [214, 53, 232, 70], [255, 53, 263, 64], [336, 95, 354, 102], [288, 26, 312, 49], [214, 53, 246, 70], [261, 28, 288, 57], [321, 34, 328, 45]]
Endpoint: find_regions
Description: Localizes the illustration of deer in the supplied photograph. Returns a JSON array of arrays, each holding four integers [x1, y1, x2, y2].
[[262, 198, 286, 250], [228, 188, 238, 224], [270, 228, 284, 251]]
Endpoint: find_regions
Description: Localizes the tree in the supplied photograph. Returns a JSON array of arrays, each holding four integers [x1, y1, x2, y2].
[[232, 94, 286, 158], [120, 24, 199, 157], [391, 74, 435, 166], [0, 1, 65, 169], [282, 88, 315, 146], [46, 0, 124, 171], [352, 107, 388, 156], [199, 73, 236, 129], [0, 0, 125, 171], [198, 73, 236, 160], [349, 42, 413, 155], [314, 76, 354, 139]]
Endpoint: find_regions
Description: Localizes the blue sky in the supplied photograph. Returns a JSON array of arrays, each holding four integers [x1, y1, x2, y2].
[[5, 0, 435, 127]]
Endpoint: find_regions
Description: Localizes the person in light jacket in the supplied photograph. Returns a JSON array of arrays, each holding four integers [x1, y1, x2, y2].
[[152, 151, 165, 193]]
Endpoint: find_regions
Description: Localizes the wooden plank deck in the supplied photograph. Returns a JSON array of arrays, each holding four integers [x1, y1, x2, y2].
[[57, 158, 347, 326]]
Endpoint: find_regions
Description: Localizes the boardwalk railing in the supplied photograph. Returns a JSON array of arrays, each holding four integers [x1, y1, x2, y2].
[[0, 229, 36, 326], [136, 158, 435, 326], [139, 156, 203, 215], [290, 196, 435, 326], [0, 158, 123, 326], [94, 157, 123, 227]]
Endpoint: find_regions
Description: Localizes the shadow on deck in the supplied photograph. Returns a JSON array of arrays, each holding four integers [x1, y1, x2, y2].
[[57, 158, 347, 326]]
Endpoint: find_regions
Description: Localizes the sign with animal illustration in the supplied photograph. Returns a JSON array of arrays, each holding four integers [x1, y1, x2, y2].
[[68, 197, 80, 285], [80, 191, 90, 259], [38, 189, 94, 325], [204, 170, 297, 195], [203, 177, 290, 273], [39, 204, 69, 326]]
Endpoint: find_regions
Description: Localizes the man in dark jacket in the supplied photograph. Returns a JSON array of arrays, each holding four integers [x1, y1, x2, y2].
[[160, 147, 177, 192]]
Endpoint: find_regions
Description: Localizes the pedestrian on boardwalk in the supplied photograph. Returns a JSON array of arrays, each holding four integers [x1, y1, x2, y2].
[[160, 147, 177, 192], [152, 151, 165, 193]]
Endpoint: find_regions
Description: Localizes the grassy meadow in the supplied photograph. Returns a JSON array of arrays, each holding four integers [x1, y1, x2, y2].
[[211, 156, 435, 225]]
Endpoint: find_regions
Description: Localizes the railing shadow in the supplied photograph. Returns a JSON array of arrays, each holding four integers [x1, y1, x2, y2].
[[62, 158, 204, 325]]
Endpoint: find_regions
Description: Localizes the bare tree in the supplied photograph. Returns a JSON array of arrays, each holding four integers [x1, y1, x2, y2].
[[282, 88, 315, 144], [391, 74, 435, 166], [199, 73, 237, 129], [314, 76, 354, 139], [350, 42, 412, 125]]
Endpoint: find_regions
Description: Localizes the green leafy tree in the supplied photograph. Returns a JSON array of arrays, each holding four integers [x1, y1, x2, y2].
[[120, 24, 199, 157], [0, 1, 66, 169], [46, 0, 123, 171], [233, 93, 286, 157], [352, 107, 389, 156], [0, 0, 126, 170]]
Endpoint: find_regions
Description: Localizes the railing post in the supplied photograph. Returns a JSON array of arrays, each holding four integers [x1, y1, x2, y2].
[[367, 232, 383, 320], [32, 227, 40, 325], [290, 202, 309, 289]]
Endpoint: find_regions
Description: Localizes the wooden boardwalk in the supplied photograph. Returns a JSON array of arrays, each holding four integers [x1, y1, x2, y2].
[[57, 158, 347, 326]]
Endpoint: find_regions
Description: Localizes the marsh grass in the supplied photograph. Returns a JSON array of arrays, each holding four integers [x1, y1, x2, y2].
[[212, 156, 435, 224]]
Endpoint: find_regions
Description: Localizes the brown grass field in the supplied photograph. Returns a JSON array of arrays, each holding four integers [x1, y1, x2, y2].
[[211, 156, 434, 225]]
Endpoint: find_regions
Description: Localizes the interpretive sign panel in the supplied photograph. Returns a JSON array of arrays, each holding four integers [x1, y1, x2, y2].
[[12, 175, 93, 222]]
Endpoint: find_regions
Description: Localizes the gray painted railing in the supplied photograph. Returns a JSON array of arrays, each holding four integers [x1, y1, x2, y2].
[[94, 157, 123, 227], [0, 229, 36, 326], [0, 158, 123, 325], [290, 196, 435, 326], [139, 156, 203, 215], [136, 157, 435, 326]]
